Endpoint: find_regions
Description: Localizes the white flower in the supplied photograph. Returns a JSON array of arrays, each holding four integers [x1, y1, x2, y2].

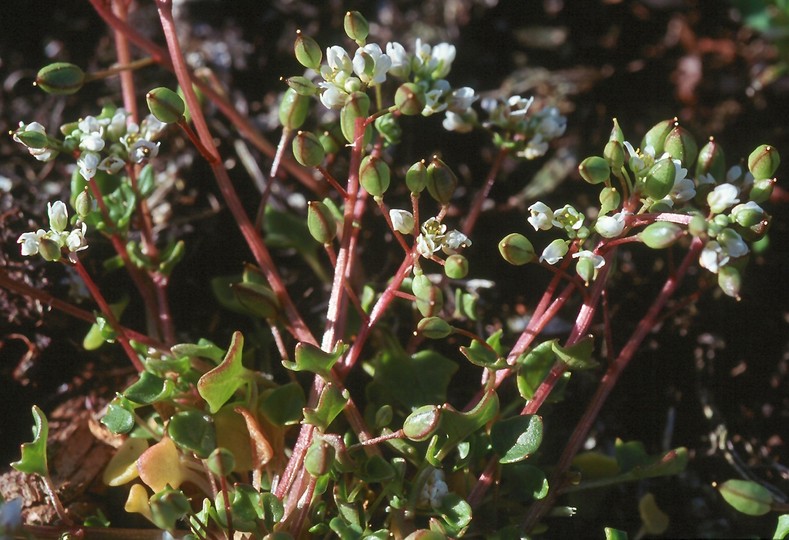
[[129, 139, 160, 163], [78, 151, 100, 180], [552, 204, 584, 231], [536, 107, 567, 139], [527, 202, 554, 231], [80, 131, 105, 153], [573, 249, 605, 283], [726, 165, 743, 183], [47, 201, 68, 233], [595, 212, 628, 238], [98, 155, 126, 175], [518, 135, 549, 160], [418, 468, 449, 509], [719, 229, 749, 258], [443, 229, 471, 253], [430, 43, 456, 78], [17, 229, 46, 256], [352, 44, 391, 85], [670, 159, 695, 202], [422, 80, 451, 116], [696, 172, 717, 186], [318, 84, 348, 109], [416, 234, 439, 258], [66, 222, 88, 252], [141, 114, 166, 140], [323, 46, 353, 79], [507, 95, 534, 117], [447, 87, 477, 113], [13, 121, 57, 162], [385, 41, 410, 78], [539, 239, 569, 265], [389, 209, 414, 234], [699, 240, 728, 273], [106, 108, 129, 141], [623, 141, 655, 177], [442, 110, 476, 133], [707, 183, 740, 214], [573, 250, 605, 269]]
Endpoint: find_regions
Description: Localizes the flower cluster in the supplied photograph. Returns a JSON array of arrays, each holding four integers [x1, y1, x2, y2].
[[13, 106, 164, 183], [17, 200, 88, 261], [389, 210, 471, 260]]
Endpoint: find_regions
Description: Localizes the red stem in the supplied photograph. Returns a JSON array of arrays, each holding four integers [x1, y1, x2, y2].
[[462, 147, 508, 236]]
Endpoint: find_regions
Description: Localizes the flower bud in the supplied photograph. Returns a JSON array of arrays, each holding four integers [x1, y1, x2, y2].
[[640, 118, 676, 155], [717, 265, 742, 299], [146, 87, 185, 124], [578, 156, 610, 185], [359, 155, 391, 198], [731, 201, 764, 228], [374, 113, 402, 146], [395, 83, 427, 116], [643, 158, 676, 200], [294, 31, 322, 70], [664, 124, 698, 168], [285, 75, 317, 96], [343, 11, 369, 43], [609, 118, 624, 144], [639, 222, 683, 249], [426, 157, 458, 205], [444, 254, 469, 279], [38, 236, 62, 262], [305, 440, 335, 477], [604, 140, 625, 170], [340, 91, 370, 143], [47, 201, 68, 233], [279, 88, 310, 130], [748, 178, 775, 204], [292, 130, 325, 167], [406, 160, 428, 194], [695, 137, 726, 181], [688, 215, 707, 237], [307, 201, 337, 244], [35, 62, 85, 95], [498, 233, 535, 265], [417, 317, 453, 339], [747, 144, 780, 179], [75, 190, 91, 219], [390, 209, 414, 234]]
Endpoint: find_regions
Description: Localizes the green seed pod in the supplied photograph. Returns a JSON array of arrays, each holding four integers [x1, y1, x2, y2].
[[575, 257, 596, 285], [688, 215, 707, 237], [444, 254, 469, 279], [285, 75, 318, 96], [319, 125, 344, 155], [748, 144, 780, 179], [639, 222, 684, 249], [359, 155, 391, 198], [749, 178, 776, 204], [75, 190, 91, 219], [417, 317, 453, 339], [416, 284, 444, 317], [35, 62, 85, 95], [305, 439, 335, 477], [395, 83, 427, 116], [406, 160, 428, 194], [292, 130, 325, 167], [343, 11, 369, 43], [604, 140, 625, 170], [717, 265, 742, 299], [640, 118, 676, 155], [599, 187, 621, 216], [609, 118, 624, 144], [146, 87, 185, 124], [411, 274, 432, 298], [374, 113, 402, 146], [664, 124, 698, 168], [307, 200, 337, 244], [38, 237, 62, 262], [426, 157, 458, 205], [643, 158, 676, 200], [648, 200, 674, 214], [340, 92, 371, 143], [279, 88, 310, 130], [206, 447, 236, 477], [578, 156, 610, 185], [14, 129, 49, 149], [695, 137, 726, 181], [294, 31, 322, 70], [731, 202, 765, 228], [498, 233, 536, 265]]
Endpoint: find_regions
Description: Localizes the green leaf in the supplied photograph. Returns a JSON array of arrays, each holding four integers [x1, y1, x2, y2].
[[718, 479, 774, 516], [261, 492, 284, 532], [368, 336, 457, 410], [171, 339, 225, 362], [259, 382, 306, 425], [263, 206, 326, 280], [137, 164, 156, 198], [436, 493, 472, 537], [638, 493, 669, 535], [167, 410, 216, 458], [604, 528, 628, 540], [197, 331, 248, 413], [429, 390, 499, 463], [214, 484, 261, 533], [232, 282, 280, 320], [490, 415, 543, 464], [501, 462, 549, 501], [124, 372, 173, 405], [101, 395, 136, 434], [614, 439, 650, 473], [460, 336, 507, 369], [150, 486, 190, 532], [773, 514, 789, 540], [11, 406, 49, 476], [403, 405, 442, 442], [83, 296, 128, 350], [157, 240, 185, 277], [282, 341, 346, 378], [515, 340, 557, 399], [303, 383, 348, 431], [359, 455, 396, 483], [552, 335, 598, 370]]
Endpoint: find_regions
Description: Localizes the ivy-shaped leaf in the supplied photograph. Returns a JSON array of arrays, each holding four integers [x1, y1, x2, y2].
[[552, 334, 598, 371], [11, 405, 49, 476], [428, 390, 499, 464], [303, 383, 349, 431], [460, 331, 508, 369], [197, 331, 249, 413], [168, 410, 216, 459], [490, 414, 543, 464], [282, 341, 346, 379], [124, 371, 174, 405], [171, 339, 225, 362]]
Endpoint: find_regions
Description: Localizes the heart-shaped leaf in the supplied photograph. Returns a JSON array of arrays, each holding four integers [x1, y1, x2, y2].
[[282, 341, 346, 378], [552, 335, 598, 371], [125, 371, 174, 405], [198, 331, 248, 413]]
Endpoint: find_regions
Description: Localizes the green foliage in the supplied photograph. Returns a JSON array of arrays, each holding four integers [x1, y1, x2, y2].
[[11, 406, 49, 476]]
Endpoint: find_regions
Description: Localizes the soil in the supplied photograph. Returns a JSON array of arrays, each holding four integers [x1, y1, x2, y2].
[[1, 0, 787, 537]]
